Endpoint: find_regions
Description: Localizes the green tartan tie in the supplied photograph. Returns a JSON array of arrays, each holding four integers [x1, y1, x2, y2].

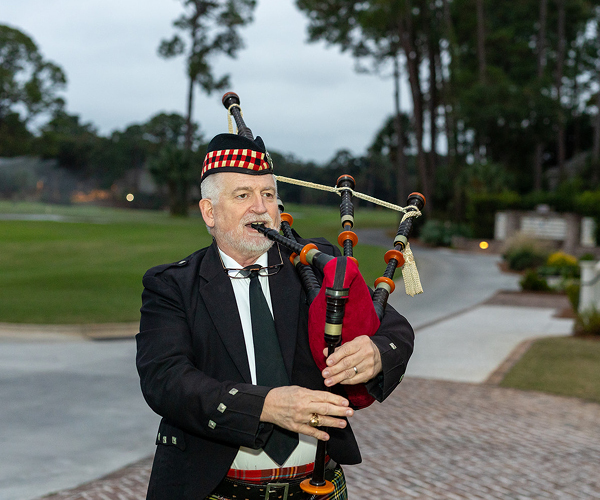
[[246, 265, 299, 466]]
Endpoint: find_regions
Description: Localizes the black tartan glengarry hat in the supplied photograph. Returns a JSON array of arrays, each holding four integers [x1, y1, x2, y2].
[[201, 133, 273, 181]]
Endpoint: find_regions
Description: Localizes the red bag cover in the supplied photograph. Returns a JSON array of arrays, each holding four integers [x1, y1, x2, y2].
[[308, 257, 380, 409]]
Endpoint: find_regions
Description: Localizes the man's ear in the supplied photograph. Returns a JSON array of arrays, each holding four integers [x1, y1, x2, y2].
[[199, 199, 215, 228]]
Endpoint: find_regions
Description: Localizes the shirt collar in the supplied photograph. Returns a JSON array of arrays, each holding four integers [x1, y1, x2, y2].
[[218, 248, 269, 270]]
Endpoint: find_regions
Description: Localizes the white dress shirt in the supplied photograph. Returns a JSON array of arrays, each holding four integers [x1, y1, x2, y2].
[[219, 248, 318, 470]]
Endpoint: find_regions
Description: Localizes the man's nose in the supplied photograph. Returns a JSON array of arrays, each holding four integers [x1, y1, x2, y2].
[[249, 193, 267, 213]]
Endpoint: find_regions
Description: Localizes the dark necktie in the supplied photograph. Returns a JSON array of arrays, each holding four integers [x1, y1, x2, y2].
[[245, 265, 299, 465]]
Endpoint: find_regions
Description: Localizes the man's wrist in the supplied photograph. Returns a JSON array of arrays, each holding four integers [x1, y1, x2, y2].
[[372, 339, 383, 376]]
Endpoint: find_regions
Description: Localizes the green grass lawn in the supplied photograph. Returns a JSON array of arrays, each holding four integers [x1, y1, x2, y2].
[[0, 202, 403, 324], [500, 336, 600, 404], [4, 202, 598, 405]]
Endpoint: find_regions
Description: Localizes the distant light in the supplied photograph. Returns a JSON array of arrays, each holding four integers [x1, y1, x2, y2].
[[126, 193, 134, 202], [479, 241, 489, 250]]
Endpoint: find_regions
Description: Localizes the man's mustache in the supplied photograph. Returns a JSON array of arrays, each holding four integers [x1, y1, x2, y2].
[[240, 213, 276, 227]]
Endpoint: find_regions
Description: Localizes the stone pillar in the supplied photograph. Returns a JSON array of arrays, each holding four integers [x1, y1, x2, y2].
[[494, 212, 507, 241], [563, 213, 580, 255], [504, 211, 520, 239], [581, 217, 597, 248], [579, 261, 600, 313]]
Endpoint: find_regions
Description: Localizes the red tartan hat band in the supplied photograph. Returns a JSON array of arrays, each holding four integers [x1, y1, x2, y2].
[[202, 148, 271, 178], [202, 133, 273, 181]]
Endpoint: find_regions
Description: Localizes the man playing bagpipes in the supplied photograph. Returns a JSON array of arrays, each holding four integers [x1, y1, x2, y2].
[[136, 94, 415, 499]]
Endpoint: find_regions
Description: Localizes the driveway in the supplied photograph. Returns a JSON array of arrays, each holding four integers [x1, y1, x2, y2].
[[1, 242, 590, 500]]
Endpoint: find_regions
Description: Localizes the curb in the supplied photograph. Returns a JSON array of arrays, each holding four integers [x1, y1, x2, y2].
[[0, 322, 138, 341], [484, 338, 537, 385]]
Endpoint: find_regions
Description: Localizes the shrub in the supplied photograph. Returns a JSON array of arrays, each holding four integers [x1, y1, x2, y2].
[[507, 248, 548, 271], [574, 307, 600, 336], [465, 191, 520, 238], [519, 269, 550, 292], [539, 251, 580, 280], [565, 282, 580, 311], [575, 190, 600, 219], [547, 251, 578, 268], [502, 232, 551, 271], [419, 219, 473, 247]]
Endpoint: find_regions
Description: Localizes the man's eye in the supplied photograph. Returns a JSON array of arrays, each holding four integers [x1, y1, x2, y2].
[[236, 193, 248, 199], [263, 192, 275, 198]]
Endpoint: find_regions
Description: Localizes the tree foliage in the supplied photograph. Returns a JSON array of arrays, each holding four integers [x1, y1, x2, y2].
[[8, 4, 600, 227], [37, 111, 100, 172], [296, 0, 449, 210], [0, 112, 34, 156], [0, 24, 66, 124], [0, 24, 66, 157], [159, 0, 257, 149], [450, 0, 594, 189], [144, 112, 204, 216], [296, 0, 600, 219]]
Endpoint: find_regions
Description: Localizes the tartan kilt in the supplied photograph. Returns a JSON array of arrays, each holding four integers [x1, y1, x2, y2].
[[206, 465, 348, 500], [315, 466, 348, 500]]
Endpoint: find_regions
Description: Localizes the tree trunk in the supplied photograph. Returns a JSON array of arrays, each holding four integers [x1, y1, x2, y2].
[[185, 74, 195, 151], [476, 0, 486, 83], [185, 12, 201, 152], [534, 0, 548, 191], [534, 143, 544, 191], [475, 0, 487, 162], [398, 6, 430, 211], [393, 54, 408, 205], [441, 0, 457, 169], [428, 35, 439, 189], [593, 69, 600, 184], [168, 179, 189, 217], [441, 81, 455, 161], [537, 0, 548, 79], [404, 46, 428, 209], [572, 66, 581, 156], [556, 0, 566, 180]]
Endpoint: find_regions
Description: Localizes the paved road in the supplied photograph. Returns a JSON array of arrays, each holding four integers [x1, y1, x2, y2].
[[37, 379, 600, 500], [347, 378, 600, 499], [406, 302, 573, 383], [0, 339, 159, 500], [389, 245, 520, 328], [359, 232, 520, 329], [0, 242, 560, 500], [383, 244, 573, 383]]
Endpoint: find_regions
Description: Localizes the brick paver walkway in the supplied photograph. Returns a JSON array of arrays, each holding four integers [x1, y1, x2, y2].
[[37, 378, 600, 499]]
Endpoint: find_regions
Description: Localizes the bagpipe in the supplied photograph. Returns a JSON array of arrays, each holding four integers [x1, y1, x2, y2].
[[222, 92, 425, 496]]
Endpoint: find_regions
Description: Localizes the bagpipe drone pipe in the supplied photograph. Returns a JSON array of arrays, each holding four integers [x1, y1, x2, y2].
[[221, 92, 425, 496]]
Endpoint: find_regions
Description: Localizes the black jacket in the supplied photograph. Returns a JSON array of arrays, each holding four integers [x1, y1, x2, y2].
[[136, 238, 414, 499]]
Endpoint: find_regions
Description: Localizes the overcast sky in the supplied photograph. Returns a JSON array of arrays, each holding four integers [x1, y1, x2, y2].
[[2, 0, 411, 163]]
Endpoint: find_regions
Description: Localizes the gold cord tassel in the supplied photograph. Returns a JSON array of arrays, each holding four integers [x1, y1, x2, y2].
[[401, 243, 423, 296], [227, 111, 234, 134], [227, 103, 243, 134]]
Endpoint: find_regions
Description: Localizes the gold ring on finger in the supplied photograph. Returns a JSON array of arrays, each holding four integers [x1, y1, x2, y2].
[[309, 413, 321, 428]]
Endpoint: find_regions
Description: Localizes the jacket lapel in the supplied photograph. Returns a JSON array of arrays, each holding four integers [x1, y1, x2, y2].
[[269, 244, 302, 377], [198, 242, 252, 383]]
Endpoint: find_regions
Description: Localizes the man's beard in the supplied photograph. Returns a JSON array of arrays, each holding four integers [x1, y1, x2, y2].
[[213, 212, 279, 258]]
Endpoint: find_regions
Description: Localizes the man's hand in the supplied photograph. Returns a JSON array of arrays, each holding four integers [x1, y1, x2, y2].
[[322, 335, 382, 387], [260, 386, 354, 441]]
